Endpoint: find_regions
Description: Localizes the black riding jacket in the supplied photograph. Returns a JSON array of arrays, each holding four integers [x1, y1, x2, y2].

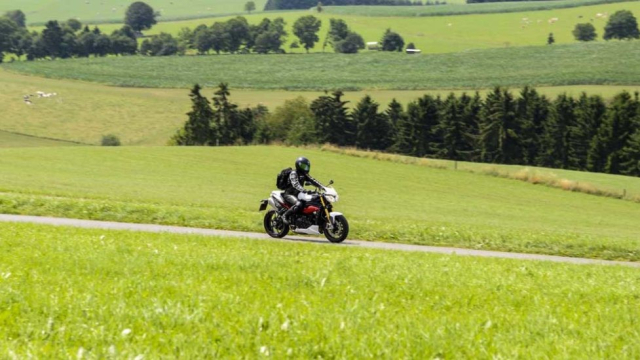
[[285, 170, 323, 196]]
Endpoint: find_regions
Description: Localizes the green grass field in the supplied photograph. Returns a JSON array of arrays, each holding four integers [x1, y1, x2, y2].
[[3, 69, 638, 146], [0, 146, 639, 261], [5, 40, 639, 90], [2, 222, 640, 357], [51, 1, 640, 54], [323, 0, 635, 17], [320, 145, 640, 199], [0, 0, 269, 25]]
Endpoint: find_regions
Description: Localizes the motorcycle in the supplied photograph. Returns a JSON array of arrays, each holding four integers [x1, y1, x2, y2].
[[259, 180, 349, 243]]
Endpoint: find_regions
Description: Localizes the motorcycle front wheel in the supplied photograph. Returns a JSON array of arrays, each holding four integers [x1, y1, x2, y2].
[[264, 210, 289, 238], [324, 215, 349, 243]]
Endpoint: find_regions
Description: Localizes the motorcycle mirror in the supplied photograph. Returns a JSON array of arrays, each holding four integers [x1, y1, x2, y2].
[[328, 180, 334, 186]]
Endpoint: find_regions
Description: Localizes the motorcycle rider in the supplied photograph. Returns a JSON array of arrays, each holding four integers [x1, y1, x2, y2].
[[282, 156, 324, 225]]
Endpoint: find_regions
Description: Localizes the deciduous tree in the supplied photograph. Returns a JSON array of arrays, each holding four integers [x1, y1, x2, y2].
[[225, 17, 251, 53], [604, 10, 640, 40], [293, 15, 321, 53], [4, 10, 25, 28], [41, 20, 64, 58], [125, 2, 157, 32], [245, 1, 256, 13], [381, 28, 404, 52], [573, 23, 597, 41], [66, 19, 83, 32]]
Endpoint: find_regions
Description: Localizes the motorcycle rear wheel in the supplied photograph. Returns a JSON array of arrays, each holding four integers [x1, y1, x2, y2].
[[324, 215, 349, 243], [264, 210, 289, 238]]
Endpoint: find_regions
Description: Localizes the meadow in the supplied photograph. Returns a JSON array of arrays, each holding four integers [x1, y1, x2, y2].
[[3, 70, 639, 145], [0, 0, 269, 25], [6, 41, 640, 90], [2, 222, 640, 357], [317, 145, 640, 199], [323, 0, 637, 17], [49, 1, 640, 54], [0, 146, 639, 261]]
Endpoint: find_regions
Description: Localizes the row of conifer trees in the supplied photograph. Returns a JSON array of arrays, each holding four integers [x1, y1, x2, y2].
[[173, 84, 640, 177]]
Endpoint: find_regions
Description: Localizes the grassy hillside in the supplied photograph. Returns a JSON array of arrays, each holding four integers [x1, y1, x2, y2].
[[0, 130, 80, 147], [2, 222, 640, 357], [323, 0, 636, 16], [0, 69, 189, 145], [0, 146, 639, 261], [320, 146, 640, 198], [3, 70, 638, 146], [0, 0, 269, 25], [58, 1, 640, 54], [6, 41, 639, 90]]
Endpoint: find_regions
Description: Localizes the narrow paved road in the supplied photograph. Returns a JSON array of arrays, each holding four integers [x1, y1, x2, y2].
[[1, 214, 638, 268]]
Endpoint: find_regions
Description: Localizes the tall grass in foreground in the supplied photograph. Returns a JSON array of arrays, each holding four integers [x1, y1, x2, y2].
[[315, 144, 640, 203], [2, 222, 640, 358]]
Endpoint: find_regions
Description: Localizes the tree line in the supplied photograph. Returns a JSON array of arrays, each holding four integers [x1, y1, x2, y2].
[[0, 17, 138, 61], [177, 16, 404, 54], [174, 84, 640, 177], [572, 10, 639, 42], [1, 10, 406, 61]]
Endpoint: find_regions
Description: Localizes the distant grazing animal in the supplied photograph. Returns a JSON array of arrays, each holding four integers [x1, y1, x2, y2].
[[36, 91, 57, 98], [447, 23, 453, 27], [548, 17, 558, 24]]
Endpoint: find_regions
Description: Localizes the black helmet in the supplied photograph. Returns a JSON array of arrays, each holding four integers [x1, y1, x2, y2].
[[295, 157, 311, 174]]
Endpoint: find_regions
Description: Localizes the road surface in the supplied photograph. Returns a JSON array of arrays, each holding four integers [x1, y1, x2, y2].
[[1, 214, 638, 268]]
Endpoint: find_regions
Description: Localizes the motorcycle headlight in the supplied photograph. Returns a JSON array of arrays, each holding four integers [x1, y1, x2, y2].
[[325, 194, 338, 203]]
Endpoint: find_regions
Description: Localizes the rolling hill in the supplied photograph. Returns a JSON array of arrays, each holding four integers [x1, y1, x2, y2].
[[0, 146, 639, 260]]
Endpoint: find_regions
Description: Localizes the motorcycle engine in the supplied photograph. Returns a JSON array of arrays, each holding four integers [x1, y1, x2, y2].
[[295, 216, 313, 229]]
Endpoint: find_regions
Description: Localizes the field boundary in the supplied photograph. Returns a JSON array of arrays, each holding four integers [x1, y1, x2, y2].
[[2, 213, 639, 268], [0, 129, 93, 146]]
